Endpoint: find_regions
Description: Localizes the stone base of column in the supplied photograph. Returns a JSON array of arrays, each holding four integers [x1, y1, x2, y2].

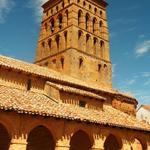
[[55, 146, 70, 150], [9, 139, 27, 150], [91, 148, 104, 150]]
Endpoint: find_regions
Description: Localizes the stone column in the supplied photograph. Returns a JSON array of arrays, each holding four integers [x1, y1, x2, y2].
[[122, 139, 132, 150], [95, 22, 99, 36], [91, 136, 105, 150], [9, 139, 27, 150], [88, 18, 93, 32], [55, 18, 59, 32], [62, 14, 67, 28], [60, 34, 65, 51], [55, 138, 70, 150], [80, 15, 85, 29], [148, 145, 150, 150], [55, 145, 70, 150]]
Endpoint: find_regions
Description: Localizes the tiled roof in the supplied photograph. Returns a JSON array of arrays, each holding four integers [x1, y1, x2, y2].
[[0, 85, 150, 132], [143, 105, 150, 111], [47, 82, 106, 101], [0, 55, 137, 104]]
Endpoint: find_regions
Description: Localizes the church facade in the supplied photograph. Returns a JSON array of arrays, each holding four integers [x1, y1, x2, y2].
[[0, 0, 150, 150]]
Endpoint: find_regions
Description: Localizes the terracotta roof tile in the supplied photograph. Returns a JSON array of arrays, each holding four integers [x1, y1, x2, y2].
[[0, 85, 149, 132], [0, 55, 137, 103], [143, 105, 150, 111], [47, 82, 106, 101]]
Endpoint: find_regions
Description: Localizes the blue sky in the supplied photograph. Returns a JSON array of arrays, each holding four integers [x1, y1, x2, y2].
[[0, 0, 150, 105]]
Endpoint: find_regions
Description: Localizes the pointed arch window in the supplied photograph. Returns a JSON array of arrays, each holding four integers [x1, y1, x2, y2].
[[48, 39, 52, 51], [41, 41, 45, 48], [58, 14, 63, 29], [64, 31, 68, 48], [78, 30, 83, 49], [85, 13, 90, 30], [93, 37, 97, 55], [45, 23, 48, 31], [100, 10, 103, 17], [56, 35, 60, 51], [50, 18, 55, 33], [79, 57, 83, 68], [78, 10, 83, 27], [27, 79, 32, 91], [65, 10, 69, 25], [61, 57, 64, 69], [93, 18, 97, 33], [100, 40, 105, 58]]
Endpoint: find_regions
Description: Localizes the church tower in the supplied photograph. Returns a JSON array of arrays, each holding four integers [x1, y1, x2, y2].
[[35, 0, 112, 89]]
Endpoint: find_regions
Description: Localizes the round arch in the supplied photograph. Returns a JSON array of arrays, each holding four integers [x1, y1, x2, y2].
[[57, 14, 63, 29], [85, 13, 90, 30], [0, 124, 11, 150], [104, 134, 122, 150], [133, 138, 147, 150], [78, 9, 83, 27], [26, 125, 55, 150], [70, 130, 93, 150]]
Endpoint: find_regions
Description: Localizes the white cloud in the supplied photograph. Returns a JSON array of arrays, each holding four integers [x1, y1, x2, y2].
[[141, 72, 150, 78], [27, 0, 47, 23], [125, 79, 136, 85], [0, 0, 15, 23], [135, 40, 150, 57], [138, 34, 145, 39], [144, 79, 150, 86], [112, 64, 117, 78], [109, 32, 117, 39]]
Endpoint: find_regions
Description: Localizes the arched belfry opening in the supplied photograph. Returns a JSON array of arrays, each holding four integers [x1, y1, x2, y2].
[[104, 134, 122, 150], [0, 124, 11, 150], [70, 130, 93, 150], [26, 126, 55, 150]]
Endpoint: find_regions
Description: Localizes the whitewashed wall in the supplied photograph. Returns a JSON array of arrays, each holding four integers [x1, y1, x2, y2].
[[137, 107, 150, 124]]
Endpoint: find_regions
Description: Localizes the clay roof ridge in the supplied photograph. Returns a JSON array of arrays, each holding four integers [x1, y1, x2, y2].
[[46, 81, 106, 101]]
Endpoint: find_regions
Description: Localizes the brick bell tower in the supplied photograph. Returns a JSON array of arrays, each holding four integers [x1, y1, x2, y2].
[[35, 0, 112, 89]]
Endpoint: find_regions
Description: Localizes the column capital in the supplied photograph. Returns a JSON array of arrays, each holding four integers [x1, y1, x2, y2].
[[9, 138, 27, 150], [11, 138, 27, 145]]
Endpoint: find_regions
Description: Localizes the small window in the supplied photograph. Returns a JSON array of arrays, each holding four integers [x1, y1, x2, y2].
[[27, 79, 32, 91], [41, 42, 45, 48], [104, 64, 107, 68], [61, 57, 64, 69], [89, 5, 91, 10], [100, 11, 103, 17], [79, 101, 86, 107], [83, 1, 86, 6], [44, 62, 48, 66], [94, 8, 97, 14], [100, 21, 103, 27], [62, 2, 64, 8], [51, 9, 53, 14], [79, 58, 83, 68], [78, 30, 82, 39], [52, 59, 56, 64], [45, 23, 48, 31], [56, 6, 59, 12], [48, 39, 52, 50], [98, 64, 101, 72], [56, 35, 60, 51]]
